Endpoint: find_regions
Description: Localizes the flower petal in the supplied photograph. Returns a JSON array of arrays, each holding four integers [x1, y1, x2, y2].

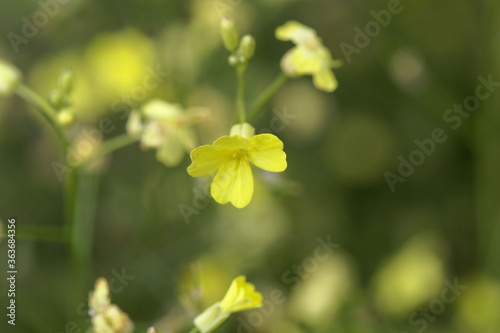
[[126, 110, 143, 138], [156, 135, 185, 167], [220, 276, 263, 313], [313, 66, 338, 92], [280, 47, 323, 76], [211, 158, 253, 208], [140, 121, 164, 148], [248, 134, 287, 172], [275, 21, 317, 45], [142, 99, 182, 120], [187, 145, 227, 177], [213, 135, 252, 151]]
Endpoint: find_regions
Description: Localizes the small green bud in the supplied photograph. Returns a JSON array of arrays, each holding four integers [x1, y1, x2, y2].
[[57, 69, 74, 94], [220, 17, 239, 52], [238, 35, 256, 61], [49, 90, 66, 109]]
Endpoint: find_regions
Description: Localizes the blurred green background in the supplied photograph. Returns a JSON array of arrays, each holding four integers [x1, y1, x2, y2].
[[1, 0, 500, 332]]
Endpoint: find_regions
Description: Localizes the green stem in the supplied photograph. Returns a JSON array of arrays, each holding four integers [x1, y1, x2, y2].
[[15, 84, 69, 150], [69, 171, 99, 306], [78, 134, 138, 168], [248, 73, 288, 121], [236, 65, 247, 123], [188, 328, 201, 333]]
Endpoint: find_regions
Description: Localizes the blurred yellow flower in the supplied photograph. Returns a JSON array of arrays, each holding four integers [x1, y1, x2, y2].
[[0, 60, 22, 96], [276, 21, 341, 92], [187, 123, 287, 208], [85, 29, 154, 97], [127, 99, 207, 167], [89, 278, 134, 333], [194, 275, 263, 333]]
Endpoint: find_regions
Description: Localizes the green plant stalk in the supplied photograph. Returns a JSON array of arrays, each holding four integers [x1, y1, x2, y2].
[[236, 65, 247, 123], [248, 72, 288, 121], [15, 84, 69, 149], [78, 134, 138, 168], [70, 171, 99, 306], [187, 328, 201, 333], [14, 83, 91, 313]]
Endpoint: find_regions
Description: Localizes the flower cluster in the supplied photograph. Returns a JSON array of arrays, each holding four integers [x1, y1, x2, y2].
[[89, 278, 134, 333], [127, 99, 208, 167], [182, 19, 341, 208]]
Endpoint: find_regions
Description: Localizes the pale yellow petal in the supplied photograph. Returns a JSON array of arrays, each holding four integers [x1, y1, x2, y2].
[[142, 99, 182, 121], [281, 47, 323, 77], [187, 145, 227, 177], [140, 122, 164, 148], [211, 158, 253, 209], [275, 21, 317, 45], [213, 135, 252, 152], [156, 136, 185, 167], [126, 111, 143, 138], [313, 67, 338, 92], [248, 134, 287, 172]]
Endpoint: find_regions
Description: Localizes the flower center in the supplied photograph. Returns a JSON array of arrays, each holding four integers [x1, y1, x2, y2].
[[232, 148, 248, 160]]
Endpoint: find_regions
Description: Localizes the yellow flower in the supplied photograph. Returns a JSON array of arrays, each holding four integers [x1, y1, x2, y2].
[[127, 99, 207, 167], [276, 21, 342, 92], [194, 276, 263, 333], [89, 278, 134, 333], [0, 59, 22, 96], [187, 123, 287, 208], [219, 275, 263, 312]]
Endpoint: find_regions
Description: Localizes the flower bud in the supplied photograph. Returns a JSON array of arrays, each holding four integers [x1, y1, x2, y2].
[[57, 69, 74, 94], [147, 328, 161, 333], [230, 122, 255, 139], [238, 35, 255, 61], [49, 90, 66, 109], [57, 109, 74, 126], [228, 55, 238, 67], [220, 17, 239, 52], [0, 60, 22, 96]]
